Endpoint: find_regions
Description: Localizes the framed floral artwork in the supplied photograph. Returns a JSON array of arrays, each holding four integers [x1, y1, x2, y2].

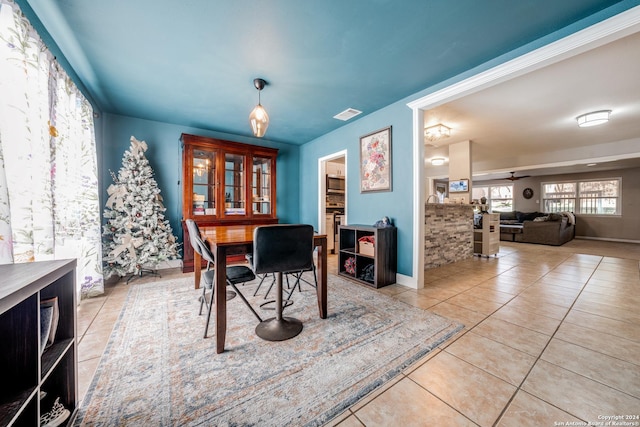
[[359, 126, 392, 192]]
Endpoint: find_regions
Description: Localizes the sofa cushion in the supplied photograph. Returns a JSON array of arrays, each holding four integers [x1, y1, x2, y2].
[[516, 211, 545, 222], [500, 211, 517, 221], [500, 219, 520, 225], [533, 215, 549, 222], [548, 213, 563, 221]]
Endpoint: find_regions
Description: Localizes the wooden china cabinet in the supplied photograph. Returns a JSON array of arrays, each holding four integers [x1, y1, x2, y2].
[[180, 133, 278, 272]]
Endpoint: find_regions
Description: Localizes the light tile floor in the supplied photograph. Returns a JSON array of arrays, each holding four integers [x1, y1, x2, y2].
[[77, 239, 640, 426]]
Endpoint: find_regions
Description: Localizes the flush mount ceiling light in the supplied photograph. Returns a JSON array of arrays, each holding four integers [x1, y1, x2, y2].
[[576, 110, 611, 128], [424, 123, 451, 141], [431, 157, 446, 166], [249, 78, 269, 137]]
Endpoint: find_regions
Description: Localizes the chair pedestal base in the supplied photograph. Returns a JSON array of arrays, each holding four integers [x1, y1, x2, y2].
[[255, 317, 303, 341]]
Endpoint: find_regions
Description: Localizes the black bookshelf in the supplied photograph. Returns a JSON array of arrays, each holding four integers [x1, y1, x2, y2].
[[338, 224, 397, 288], [0, 259, 77, 426]]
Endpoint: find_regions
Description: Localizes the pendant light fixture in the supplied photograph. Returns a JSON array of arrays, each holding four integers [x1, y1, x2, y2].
[[249, 78, 269, 137]]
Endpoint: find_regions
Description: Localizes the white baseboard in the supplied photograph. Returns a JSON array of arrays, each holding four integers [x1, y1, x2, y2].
[[575, 236, 640, 244], [394, 272, 417, 289]]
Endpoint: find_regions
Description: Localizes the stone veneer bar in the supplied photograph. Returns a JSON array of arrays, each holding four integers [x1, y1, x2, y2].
[[424, 203, 474, 269]]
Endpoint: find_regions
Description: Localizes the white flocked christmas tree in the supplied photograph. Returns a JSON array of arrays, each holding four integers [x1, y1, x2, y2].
[[102, 136, 180, 279]]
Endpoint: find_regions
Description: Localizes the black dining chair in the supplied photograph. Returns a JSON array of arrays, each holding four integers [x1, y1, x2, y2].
[[186, 219, 236, 313], [245, 253, 276, 298], [247, 247, 316, 303], [251, 224, 315, 341], [185, 219, 262, 338], [283, 250, 318, 301]]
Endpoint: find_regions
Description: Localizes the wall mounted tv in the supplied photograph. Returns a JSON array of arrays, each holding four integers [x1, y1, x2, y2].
[[449, 179, 469, 193]]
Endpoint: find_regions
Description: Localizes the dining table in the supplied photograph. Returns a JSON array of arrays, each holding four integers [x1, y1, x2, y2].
[[194, 224, 328, 353]]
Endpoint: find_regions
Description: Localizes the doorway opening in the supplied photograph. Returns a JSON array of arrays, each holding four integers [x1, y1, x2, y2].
[[318, 150, 347, 254]]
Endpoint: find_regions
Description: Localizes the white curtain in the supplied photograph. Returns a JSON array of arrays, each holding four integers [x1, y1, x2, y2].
[[0, 0, 104, 298]]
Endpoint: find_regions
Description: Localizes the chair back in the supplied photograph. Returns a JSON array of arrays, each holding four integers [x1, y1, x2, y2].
[[186, 219, 216, 264], [252, 224, 314, 275], [185, 219, 203, 257]]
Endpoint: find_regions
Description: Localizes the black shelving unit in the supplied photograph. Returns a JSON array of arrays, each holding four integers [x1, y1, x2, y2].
[[338, 224, 397, 288], [0, 259, 77, 427]]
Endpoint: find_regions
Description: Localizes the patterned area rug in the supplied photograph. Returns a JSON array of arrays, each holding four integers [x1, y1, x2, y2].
[[76, 273, 462, 426]]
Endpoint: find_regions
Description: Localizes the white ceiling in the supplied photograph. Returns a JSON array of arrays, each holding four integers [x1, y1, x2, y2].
[[424, 30, 640, 181]]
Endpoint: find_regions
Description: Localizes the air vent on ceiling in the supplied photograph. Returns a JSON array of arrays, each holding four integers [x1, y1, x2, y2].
[[333, 108, 362, 121]]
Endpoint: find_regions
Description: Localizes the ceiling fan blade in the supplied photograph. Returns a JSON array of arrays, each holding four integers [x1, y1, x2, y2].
[[503, 172, 531, 180], [504, 172, 518, 180]]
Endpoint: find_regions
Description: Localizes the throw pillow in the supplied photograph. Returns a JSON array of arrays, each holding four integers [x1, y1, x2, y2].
[[548, 213, 563, 221], [500, 211, 517, 221], [517, 211, 545, 222], [533, 216, 549, 222], [560, 211, 576, 225]]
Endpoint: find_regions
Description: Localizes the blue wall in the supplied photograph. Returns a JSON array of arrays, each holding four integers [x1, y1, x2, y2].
[[98, 114, 301, 245], [294, 0, 640, 279], [98, 108, 417, 277], [92, 1, 636, 277], [88, 104, 422, 282], [299, 101, 414, 277]]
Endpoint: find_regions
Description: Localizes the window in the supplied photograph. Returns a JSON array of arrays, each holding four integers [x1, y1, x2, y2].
[[542, 178, 621, 215], [472, 185, 513, 212], [541, 182, 576, 212], [0, 1, 103, 297]]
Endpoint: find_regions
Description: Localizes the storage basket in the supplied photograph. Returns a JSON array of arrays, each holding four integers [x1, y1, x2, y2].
[[358, 241, 374, 256]]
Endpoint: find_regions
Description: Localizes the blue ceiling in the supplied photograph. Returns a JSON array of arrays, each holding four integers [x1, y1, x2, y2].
[[19, 0, 632, 145]]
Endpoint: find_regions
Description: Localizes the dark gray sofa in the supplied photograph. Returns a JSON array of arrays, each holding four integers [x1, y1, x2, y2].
[[499, 211, 575, 246]]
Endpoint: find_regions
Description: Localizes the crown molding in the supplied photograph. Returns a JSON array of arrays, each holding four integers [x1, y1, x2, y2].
[[407, 5, 640, 111]]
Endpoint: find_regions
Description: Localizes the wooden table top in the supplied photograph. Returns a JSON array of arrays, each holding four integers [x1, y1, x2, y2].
[[200, 224, 327, 246], [200, 224, 258, 246], [200, 224, 326, 246]]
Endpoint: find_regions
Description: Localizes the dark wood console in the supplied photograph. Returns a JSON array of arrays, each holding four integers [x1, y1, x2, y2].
[[338, 224, 397, 288], [0, 259, 77, 426]]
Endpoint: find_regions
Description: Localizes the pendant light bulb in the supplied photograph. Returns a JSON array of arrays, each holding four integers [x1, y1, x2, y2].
[[249, 78, 269, 137]]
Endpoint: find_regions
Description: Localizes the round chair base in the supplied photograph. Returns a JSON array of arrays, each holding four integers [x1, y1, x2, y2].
[[226, 290, 237, 300], [255, 317, 303, 341], [259, 299, 293, 311]]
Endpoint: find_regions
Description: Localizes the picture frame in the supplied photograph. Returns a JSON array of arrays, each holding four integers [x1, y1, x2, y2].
[[448, 179, 469, 193], [360, 126, 392, 193]]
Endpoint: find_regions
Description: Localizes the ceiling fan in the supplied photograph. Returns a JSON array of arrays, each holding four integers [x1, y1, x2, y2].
[[504, 171, 531, 181]]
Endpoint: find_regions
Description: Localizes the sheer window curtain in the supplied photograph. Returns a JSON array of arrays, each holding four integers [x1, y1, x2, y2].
[[0, 0, 104, 298]]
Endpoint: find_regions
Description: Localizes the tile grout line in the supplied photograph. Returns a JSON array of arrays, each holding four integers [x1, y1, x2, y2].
[[490, 255, 604, 426], [391, 263, 527, 426], [404, 371, 481, 426]]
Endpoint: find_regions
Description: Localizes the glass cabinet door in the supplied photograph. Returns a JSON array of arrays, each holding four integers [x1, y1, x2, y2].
[[224, 153, 246, 216], [252, 156, 272, 215], [192, 149, 216, 216], [181, 133, 278, 227]]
